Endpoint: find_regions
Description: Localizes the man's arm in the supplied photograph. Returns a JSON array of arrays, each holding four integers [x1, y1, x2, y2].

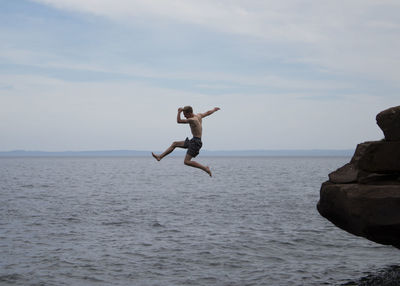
[[177, 108, 189, 124], [199, 107, 220, 118]]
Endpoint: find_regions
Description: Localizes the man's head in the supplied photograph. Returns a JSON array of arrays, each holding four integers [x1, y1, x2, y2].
[[183, 106, 193, 118]]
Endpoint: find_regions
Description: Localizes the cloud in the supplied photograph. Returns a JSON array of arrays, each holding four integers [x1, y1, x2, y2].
[[0, 43, 357, 97], [30, 0, 322, 42], [31, 0, 400, 83], [1, 1, 399, 151], [0, 74, 185, 150], [1, 72, 395, 151]]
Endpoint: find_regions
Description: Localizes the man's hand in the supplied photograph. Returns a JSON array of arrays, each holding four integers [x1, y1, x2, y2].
[[214, 107, 220, 111], [178, 107, 183, 113]]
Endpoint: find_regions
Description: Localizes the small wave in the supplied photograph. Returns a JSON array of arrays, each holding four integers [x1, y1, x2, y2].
[[152, 222, 164, 227], [40, 184, 52, 188], [0, 273, 22, 283], [159, 229, 180, 233], [342, 265, 400, 286], [80, 275, 106, 283], [21, 184, 34, 189], [64, 217, 81, 222], [20, 184, 52, 189], [101, 221, 133, 226]]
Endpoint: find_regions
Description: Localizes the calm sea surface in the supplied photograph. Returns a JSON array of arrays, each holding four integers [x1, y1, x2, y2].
[[1, 156, 399, 286]]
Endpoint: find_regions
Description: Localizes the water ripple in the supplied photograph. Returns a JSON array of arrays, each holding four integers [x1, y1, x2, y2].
[[1, 157, 399, 286]]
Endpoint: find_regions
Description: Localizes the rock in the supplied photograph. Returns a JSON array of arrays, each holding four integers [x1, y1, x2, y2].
[[327, 140, 400, 183], [328, 163, 358, 184], [356, 141, 400, 173], [357, 172, 400, 185], [376, 105, 400, 141], [317, 182, 400, 248], [318, 105, 400, 249]]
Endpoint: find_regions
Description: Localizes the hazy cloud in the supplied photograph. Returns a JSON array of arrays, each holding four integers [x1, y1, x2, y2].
[[1, 1, 399, 151], [31, 0, 400, 81]]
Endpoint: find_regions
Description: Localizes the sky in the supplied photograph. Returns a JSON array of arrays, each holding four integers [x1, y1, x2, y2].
[[1, 0, 399, 151]]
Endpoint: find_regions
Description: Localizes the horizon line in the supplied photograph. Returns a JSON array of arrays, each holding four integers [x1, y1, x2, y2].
[[0, 148, 355, 152], [0, 149, 355, 157]]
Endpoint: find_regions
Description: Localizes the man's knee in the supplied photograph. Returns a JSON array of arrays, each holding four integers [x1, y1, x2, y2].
[[171, 141, 179, 147], [184, 157, 192, 165]]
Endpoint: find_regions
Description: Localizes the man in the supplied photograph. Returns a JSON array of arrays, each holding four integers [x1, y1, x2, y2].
[[152, 106, 220, 177]]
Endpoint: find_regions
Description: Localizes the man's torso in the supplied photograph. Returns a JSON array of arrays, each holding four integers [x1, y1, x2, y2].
[[189, 114, 202, 138]]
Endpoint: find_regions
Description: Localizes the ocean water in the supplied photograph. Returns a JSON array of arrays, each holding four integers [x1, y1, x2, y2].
[[1, 156, 399, 286]]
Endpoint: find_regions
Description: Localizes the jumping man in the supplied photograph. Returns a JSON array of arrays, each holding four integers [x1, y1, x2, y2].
[[152, 106, 220, 177]]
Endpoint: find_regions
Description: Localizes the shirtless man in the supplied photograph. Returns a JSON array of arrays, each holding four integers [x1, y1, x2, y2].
[[152, 106, 220, 177]]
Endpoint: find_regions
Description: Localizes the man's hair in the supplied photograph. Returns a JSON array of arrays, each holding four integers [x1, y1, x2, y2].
[[183, 106, 193, 113]]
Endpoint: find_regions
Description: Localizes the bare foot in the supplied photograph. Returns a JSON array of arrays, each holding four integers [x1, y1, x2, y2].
[[152, 152, 161, 161], [205, 166, 212, 177]]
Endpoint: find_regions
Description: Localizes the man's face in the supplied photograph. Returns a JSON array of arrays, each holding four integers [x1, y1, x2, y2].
[[183, 111, 192, 119]]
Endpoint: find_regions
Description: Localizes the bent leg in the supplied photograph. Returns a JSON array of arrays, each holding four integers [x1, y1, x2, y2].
[[184, 154, 212, 177], [152, 140, 185, 161]]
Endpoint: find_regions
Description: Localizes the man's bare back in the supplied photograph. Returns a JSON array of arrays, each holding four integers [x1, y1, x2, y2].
[[152, 106, 220, 176]]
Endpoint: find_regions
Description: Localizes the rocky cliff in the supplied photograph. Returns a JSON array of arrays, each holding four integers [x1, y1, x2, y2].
[[317, 106, 400, 249]]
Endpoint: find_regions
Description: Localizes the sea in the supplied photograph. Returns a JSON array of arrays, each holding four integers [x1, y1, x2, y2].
[[1, 156, 399, 286]]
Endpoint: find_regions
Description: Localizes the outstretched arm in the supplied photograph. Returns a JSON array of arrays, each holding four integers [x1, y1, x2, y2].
[[177, 108, 189, 124], [200, 107, 220, 118]]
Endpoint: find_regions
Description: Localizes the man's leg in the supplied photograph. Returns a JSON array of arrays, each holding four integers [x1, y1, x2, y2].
[[152, 141, 185, 161], [184, 154, 212, 177]]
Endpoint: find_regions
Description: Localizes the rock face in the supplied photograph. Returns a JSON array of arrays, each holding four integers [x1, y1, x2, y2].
[[376, 106, 400, 141], [317, 106, 400, 249]]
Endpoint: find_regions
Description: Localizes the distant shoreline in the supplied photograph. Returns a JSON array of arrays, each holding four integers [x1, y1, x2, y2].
[[0, 149, 354, 157]]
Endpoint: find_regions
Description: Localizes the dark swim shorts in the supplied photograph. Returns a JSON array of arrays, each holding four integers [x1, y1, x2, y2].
[[183, 137, 202, 158]]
